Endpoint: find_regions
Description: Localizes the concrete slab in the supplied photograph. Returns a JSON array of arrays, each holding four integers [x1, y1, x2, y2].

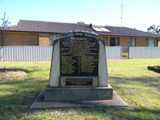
[[30, 89, 128, 109]]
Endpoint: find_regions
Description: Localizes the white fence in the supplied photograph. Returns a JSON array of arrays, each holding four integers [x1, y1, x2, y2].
[[1, 46, 159, 61], [106, 47, 122, 59], [0, 46, 122, 61], [0, 46, 52, 61], [129, 47, 160, 58]]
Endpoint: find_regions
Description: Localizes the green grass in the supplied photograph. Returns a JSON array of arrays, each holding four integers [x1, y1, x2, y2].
[[0, 59, 160, 120]]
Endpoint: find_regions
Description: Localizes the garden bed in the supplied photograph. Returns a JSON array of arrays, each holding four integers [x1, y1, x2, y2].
[[0, 68, 28, 81]]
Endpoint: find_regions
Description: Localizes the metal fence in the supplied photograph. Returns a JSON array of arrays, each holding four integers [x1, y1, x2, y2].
[[0, 46, 122, 61], [2, 46, 159, 61], [129, 47, 160, 58], [0, 46, 52, 61], [106, 47, 122, 59]]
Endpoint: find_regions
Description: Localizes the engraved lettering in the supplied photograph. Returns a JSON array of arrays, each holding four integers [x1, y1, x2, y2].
[[60, 32, 99, 76]]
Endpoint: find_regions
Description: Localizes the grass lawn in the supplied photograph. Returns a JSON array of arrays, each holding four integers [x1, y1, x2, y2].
[[0, 59, 160, 120]]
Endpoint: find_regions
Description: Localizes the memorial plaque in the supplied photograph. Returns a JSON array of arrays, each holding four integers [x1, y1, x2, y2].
[[60, 32, 99, 76], [66, 78, 92, 85]]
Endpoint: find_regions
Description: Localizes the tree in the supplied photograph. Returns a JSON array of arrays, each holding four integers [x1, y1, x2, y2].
[[77, 22, 85, 25], [0, 12, 10, 58], [0, 12, 10, 45], [147, 24, 160, 34]]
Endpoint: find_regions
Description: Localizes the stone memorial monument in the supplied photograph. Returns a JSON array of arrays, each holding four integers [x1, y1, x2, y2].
[[44, 31, 113, 101]]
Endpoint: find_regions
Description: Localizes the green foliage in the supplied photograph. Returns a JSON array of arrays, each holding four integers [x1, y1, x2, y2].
[[147, 24, 160, 34], [0, 60, 160, 120], [77, 22, 85, 25]]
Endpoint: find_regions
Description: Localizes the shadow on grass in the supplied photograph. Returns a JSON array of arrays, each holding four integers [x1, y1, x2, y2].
[[81, 107, 160, 119], [109, 76, 160, 91], [0, 75, 160, 120], [23, 106, 160, 120], [0, 70, 160, 119], [0, 78, 48, 120], [0, 67, 30, 73], [0, 66, 46, 73]]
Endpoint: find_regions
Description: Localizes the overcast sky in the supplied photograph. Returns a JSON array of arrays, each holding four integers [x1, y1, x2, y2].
[[0, 0, 160, 31]]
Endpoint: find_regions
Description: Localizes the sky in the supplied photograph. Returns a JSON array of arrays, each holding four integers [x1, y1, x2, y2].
[[0, 0, 160, 31]]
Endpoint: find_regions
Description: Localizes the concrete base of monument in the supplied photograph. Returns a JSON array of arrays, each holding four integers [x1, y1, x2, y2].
[[30, 85, 128, 109], [44, 84, 113, 101]]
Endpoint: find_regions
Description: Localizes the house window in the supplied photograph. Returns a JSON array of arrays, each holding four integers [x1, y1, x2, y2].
[[103, 37, 107, 45], [129, 38, 136, 46], [110, 37, 120, 46], [155, 39, 158, 46], [49, 34, 58, 45], [146, 38, 158, 47], [115, 38, 120, 45]]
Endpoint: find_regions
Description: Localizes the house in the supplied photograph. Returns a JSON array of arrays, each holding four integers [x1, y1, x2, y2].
[[0, 20, 160, 48]]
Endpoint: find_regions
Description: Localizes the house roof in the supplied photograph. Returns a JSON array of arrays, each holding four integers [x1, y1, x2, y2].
[[7, 20, 160, 38], [8, 20, 95, 34]]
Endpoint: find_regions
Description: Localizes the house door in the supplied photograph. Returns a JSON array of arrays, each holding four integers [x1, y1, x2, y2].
[[110, 37, 120, 46]]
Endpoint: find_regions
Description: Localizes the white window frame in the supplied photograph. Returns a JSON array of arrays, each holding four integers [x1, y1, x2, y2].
[[103, 36, 107, 45], [129, 38, 136, 46], [147, 38, 157, 47]]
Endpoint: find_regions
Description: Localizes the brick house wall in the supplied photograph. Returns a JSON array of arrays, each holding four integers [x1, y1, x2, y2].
[[39, 33, 50, 46], [120, 36, 128, 46], [1, 32, 39, 46], [0, 31, 159, 47], [100, 36, 159, 47], [0, 32, 51, 46], [136, 37, 146, 46], [158, 39, 160, 47], [120, 37, 160, 47]]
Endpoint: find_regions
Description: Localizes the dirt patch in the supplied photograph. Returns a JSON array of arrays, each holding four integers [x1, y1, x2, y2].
[[0, 68, 28, 81]]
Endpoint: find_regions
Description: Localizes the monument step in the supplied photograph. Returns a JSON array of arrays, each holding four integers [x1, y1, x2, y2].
[[44, 85, 113, 101]]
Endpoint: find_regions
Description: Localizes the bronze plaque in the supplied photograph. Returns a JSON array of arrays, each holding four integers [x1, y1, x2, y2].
[[60, 32, 99, 76]]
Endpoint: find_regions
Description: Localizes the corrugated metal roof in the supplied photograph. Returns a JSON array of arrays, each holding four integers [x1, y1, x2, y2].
[[7, 20, 160, 38]]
